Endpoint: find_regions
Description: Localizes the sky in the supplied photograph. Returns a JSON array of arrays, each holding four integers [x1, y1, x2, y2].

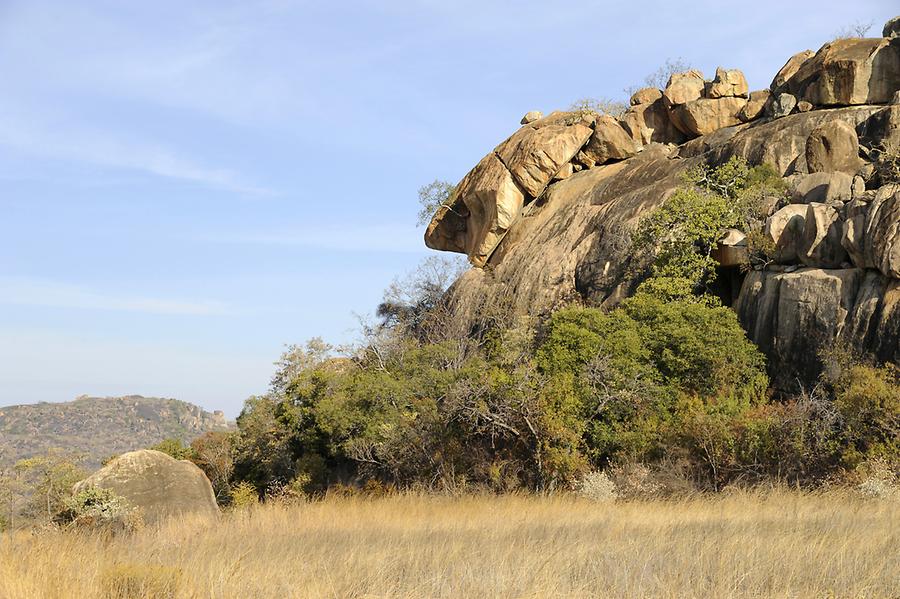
[[0, 0, 895, 416]]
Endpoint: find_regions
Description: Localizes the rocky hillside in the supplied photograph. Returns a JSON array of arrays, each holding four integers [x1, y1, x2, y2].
[[426, 18, 900, 389], [0, 396, 231, 469]]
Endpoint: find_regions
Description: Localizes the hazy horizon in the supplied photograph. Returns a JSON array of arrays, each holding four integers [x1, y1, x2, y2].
[[2, 0, 895, 417]]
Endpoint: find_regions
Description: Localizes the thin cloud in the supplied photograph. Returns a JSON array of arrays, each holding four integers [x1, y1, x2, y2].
[[0, 109, 273, 195], [0, 277, 231, 316]]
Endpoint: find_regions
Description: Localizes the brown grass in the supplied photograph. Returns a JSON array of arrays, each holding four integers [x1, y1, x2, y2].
[[0, 489, 897, 598]]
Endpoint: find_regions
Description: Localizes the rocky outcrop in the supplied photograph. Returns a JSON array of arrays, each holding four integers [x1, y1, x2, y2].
[[425, 18, 900, 385], [776, 37, 900, 106], [73, 450, 219, 525], [736, 268, 900, 387]]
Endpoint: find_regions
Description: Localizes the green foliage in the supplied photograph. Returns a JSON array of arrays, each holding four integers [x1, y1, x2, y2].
[[416, 180, 456, 227], [56, 486, 139, 531], [150, 438, 195, 461], [14, 450, 86, 522], [834, 364, 900, 468], [230, 481, 259, 509], [536, 296, 768, 479], [631, 157, 786, 302]]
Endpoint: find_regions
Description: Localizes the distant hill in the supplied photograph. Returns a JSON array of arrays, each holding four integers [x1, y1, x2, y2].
[[0, 395, 232, 469]]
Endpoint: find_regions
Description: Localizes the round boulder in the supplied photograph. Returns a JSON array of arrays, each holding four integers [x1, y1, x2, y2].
[[806, 120, 863, 174], [73, 449, 220, 525]]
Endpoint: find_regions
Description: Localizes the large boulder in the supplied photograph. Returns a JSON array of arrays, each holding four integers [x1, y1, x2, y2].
[[766, 204, 809, 263], [620, 97, 685, 146], [73, 450, 219, 525], [771, 93, 797, 118], [425, 153, 525, 267], [630, 87, 663, 105], [662, 70, 706, 105], [674, 97, 748, 136], [771, 50, 815, 92], [738, 90, 771, 122], [426, 112, 593, 266], [782, 38, 900, 106], [576, 115, 637, 167], [706, 67, 749, 98], [799, 202, 848, 268], [496, 115, 593, 198], [863, 186, 900, 278], [805, 120, 863, 173], [790, 172, 854, 203]]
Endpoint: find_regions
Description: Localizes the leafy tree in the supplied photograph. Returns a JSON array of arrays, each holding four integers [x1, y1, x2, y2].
[[631, 157, 785, 302], [191, 431, 237, 504], [416, 180, 456, 227], [149, 438, 195, 461], [14, 450, 86, 523]]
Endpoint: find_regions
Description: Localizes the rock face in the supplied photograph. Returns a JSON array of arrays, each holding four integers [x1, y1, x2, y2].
[[778, 38, 900, 106], [73, 450, 219, 525], [735, 268, 900, 388], [805, 120, 863, 173], [424, 28, 900, 386]]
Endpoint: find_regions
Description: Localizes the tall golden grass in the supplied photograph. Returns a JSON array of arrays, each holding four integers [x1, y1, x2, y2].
[[0, 489, 897, 598]]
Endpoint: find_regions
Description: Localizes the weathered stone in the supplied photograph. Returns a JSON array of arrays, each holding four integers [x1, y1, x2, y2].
[[842, 198, 869, 268], [797, 100, 814, 113], [706, 67, 749, 98], [73, 450, 219, 525], [799, 202, 848, 268], [662, 70, 705, 106], [630, 87, 663, 105], [784, 38, 900, 106], [520, 110, 543, 125], [772, 93, 797, 118], [552, 162, 574, 181], [736, 268, 899, 388], [738, 90, 771, 122], [712, 228, 748, 266], [673, 97, 747, 136], [429, 153, 526, 267], [864, 186, 900, 278], [766, 204, 809, 263], [620, 99, 685, 146], [771, 50, 816, 92], [805, 120, 863, 174], [791, 172, 854, 203], [884, 16, 900, 38], [577, 115, 636, 167], [497, 119, 593, 198]]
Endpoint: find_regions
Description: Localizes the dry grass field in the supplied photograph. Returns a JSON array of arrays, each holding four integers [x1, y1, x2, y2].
[[0, 489, 897, 599]]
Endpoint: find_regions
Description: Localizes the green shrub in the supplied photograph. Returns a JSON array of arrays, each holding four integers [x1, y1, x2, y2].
[[57, 487, 140, 532], [229, 481, 259, 509], [149, 438, 194, 461], [834, 364, 900, 468]]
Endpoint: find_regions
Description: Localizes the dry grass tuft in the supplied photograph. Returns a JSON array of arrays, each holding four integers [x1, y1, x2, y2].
[[0, 489, 897, 598]]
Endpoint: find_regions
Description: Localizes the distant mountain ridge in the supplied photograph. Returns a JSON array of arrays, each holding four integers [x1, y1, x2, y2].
[[0, 395, 232, 469]]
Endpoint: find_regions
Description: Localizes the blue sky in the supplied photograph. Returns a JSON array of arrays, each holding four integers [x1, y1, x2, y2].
[[1, 0, 895, 416]]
